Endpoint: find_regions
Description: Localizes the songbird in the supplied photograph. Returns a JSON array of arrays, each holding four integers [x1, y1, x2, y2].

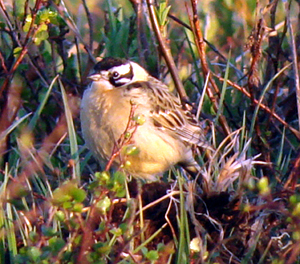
[[80, 57, 211, 181]]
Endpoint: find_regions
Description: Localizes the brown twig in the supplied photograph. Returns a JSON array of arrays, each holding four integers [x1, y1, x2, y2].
[[244, 4, 266, 148], [265, 1, 280, 127], [246, 18, 264, 102], [0, 0, 43, 98], [76, 190, 109, 264], [52, 2, 95, 64], [0, 76, 23, 158], [105, 102, 139, 171], [285, 1, 300, 131], [2, 119, 68, 201], [285, 240, 300, 264], [0, 50, 8, 73], [187, 0, 231, 137], [8, 0, 42, 74], [284, 151, 300, 190], [146, 0, 189, 105], [0, 0, 47, 158], [168, 13, 229, 63], [77, 103, 140, 263], [81, 0, 93, 51], [214, 73, 300, 141], [128, 0, 150, 69]]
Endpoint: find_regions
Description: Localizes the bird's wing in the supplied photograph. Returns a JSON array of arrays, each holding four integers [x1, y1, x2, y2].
[[125, 78, 211, 149]]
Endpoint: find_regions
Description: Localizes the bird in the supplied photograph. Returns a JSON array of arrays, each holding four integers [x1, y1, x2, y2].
[[80, 57, 212, 181]]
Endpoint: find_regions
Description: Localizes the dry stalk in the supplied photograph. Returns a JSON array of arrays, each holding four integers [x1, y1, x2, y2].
[[0, 0, 44, 97], [146, 0, 189, 105], [76, 102, 142, 263], [105, 102, 140, 171], [214, 74, 300, 141], [0, 0, 50, 157], [284, 151, 300, 190], [265, 0, 280, 127], [168, 13, 229, 63], [128, 0, 150, 68], [187, 0, 231, 137], [76, 189, 110, 264], [285, 1, 300, 131], [1, 114, 71, 202]]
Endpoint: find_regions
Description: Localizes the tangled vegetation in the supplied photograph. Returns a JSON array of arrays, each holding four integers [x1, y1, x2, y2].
[[0, 0, 300, 263]]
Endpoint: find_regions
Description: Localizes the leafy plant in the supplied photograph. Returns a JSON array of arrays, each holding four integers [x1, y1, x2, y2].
[[0, 0, 300, 263]]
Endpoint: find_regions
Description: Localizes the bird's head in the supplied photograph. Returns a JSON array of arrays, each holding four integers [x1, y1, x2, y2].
[[88, 57, 149, 88]]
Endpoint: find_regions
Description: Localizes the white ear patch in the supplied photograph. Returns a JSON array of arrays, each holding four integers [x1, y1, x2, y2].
[[130, 62, 149, 81], [111, 63, 131, 76]]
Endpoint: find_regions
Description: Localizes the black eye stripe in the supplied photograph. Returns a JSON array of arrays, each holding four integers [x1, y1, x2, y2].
[[111, 71, 132, 80], [109, 64, 134, 87]]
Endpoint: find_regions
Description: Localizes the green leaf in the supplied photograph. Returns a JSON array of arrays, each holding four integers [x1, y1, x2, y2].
[[28, 75, 58, 130], [69, 188, 86, 203], [48, 237, 66, 254], [145, 250, 159, 261], [257, 177, 270, 196], [52, 189, 72, 205], [54, 210, 65, 222], [34, 30, 49, 45], [112, 171, 126, 185], [141, 247, 148, 255], [74, 235, 82, 246], [93, 242, 111, 255], [123, 145, 140, 156], [39, 23, 48, 31], [52, 181, 83, 206], [95, 171, 110, 182], [155, 2, 171, 26], [133, 113, 146, 125], [28, 231, 39, 243], [72, 203, 83, 212], [23, 15, 33, 32], [96, 196, 111, 212], [13, 47, 22, 58], [41, 226, 57, 237], [115, 188, 126, 198], [0, 22, 5, 29], [109, 227, 122, 236], [160, 6, 171, 26], [27, 247, 41, 262], [63, 201, 73, 209], [119, 223, 127, 234]]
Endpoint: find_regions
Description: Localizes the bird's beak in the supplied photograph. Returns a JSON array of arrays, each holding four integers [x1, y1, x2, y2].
[[88, 73, 102, 81]]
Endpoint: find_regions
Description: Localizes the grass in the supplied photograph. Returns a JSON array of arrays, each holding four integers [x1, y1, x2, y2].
[[0, 0, 300, 263]]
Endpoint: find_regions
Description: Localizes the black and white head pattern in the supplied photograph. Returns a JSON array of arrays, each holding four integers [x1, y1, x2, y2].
[[93, 57, 134, 87]]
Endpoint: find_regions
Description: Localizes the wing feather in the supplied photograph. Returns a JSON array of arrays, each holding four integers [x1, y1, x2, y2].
[[123, 78, 211, 149]]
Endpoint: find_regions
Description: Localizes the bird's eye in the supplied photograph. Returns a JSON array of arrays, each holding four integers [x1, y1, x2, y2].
[[112, 71, 120, 79]]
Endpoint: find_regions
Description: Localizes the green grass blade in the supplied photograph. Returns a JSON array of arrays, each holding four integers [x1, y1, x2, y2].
[[240, 110, 247, 151], [216, 50, 231, 123], [0, 208, 4, 264], [0, 163, 10, 263], [176, 176, 189, 264], [184, 28, 203, 91], [276, 127, 286, 168], [249, 62, 292, 139], [28, 75, 59, 130], [0, 113, 31, 142], [59, 79, 80, 183], [5, 202, 17, 261]]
